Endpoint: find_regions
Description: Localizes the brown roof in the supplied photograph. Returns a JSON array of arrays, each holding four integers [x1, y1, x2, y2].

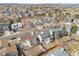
[[0, 40, 8, 47], [23, 45, 46, 56], [6, 42, 17, 54], [0, 40, 18, 55]]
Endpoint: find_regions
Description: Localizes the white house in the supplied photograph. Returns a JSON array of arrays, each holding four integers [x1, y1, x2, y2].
[[11, 22, 22, 30], [20, 39, 32, 50], [37, 28, 53, 44]]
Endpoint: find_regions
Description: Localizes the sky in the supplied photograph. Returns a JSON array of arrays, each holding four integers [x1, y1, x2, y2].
[[0, 0, 79, 4]]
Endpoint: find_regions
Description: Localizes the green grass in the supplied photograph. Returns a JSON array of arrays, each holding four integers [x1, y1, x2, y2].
[[69, 44, 79, 54], [75, 14, 79, 19]]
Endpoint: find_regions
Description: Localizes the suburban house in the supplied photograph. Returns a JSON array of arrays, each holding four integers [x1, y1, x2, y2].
[[0, 40, 18, 56], [37, 28, 53, 44], [11, 22, 22, 32], [0, 23, 9, 31], [20, 32, 37, 50], [36, 26, 63, 44], [0, 23, 9, 36], [50, 26, 63, 39]]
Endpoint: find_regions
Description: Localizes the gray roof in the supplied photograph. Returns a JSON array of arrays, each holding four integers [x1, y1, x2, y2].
[[47, 48, 69, 56], [38, 28, 51, 39], [37, 26, 62, 39], [0, 23, 9, 30], [50, 26, 62, 31]]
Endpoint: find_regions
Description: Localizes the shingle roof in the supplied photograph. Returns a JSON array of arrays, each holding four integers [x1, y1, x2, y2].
[[0, 23, 9, 30], [37, 28, 51, 39]]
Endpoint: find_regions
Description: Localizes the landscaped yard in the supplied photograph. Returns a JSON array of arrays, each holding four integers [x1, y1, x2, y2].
[[63, 40, 79, 56]]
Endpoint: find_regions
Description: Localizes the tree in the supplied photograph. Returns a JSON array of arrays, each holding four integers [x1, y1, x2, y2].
[[71, 23, 78, 34], [9, 19, 14, 31], [17, 17, 21, 22], [62, 25, 67, 36], [71, 19, 74, 23], [62, 25, 66, 31], [9, 19, 14, 24]]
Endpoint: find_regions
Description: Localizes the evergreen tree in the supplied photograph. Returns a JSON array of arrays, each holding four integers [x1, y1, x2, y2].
[[71, 23, 78, 34]]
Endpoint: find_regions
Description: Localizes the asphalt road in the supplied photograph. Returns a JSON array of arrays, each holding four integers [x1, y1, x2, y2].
[[0, 31, 29, 40]]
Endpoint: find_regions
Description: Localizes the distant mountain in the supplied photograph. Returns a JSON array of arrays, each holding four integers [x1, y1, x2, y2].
[[0, 3, 18, 6], [0, 3, 79, 8]]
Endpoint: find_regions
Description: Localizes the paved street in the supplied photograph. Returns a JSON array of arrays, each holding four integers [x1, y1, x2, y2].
[[0, 31, 29, 40]]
